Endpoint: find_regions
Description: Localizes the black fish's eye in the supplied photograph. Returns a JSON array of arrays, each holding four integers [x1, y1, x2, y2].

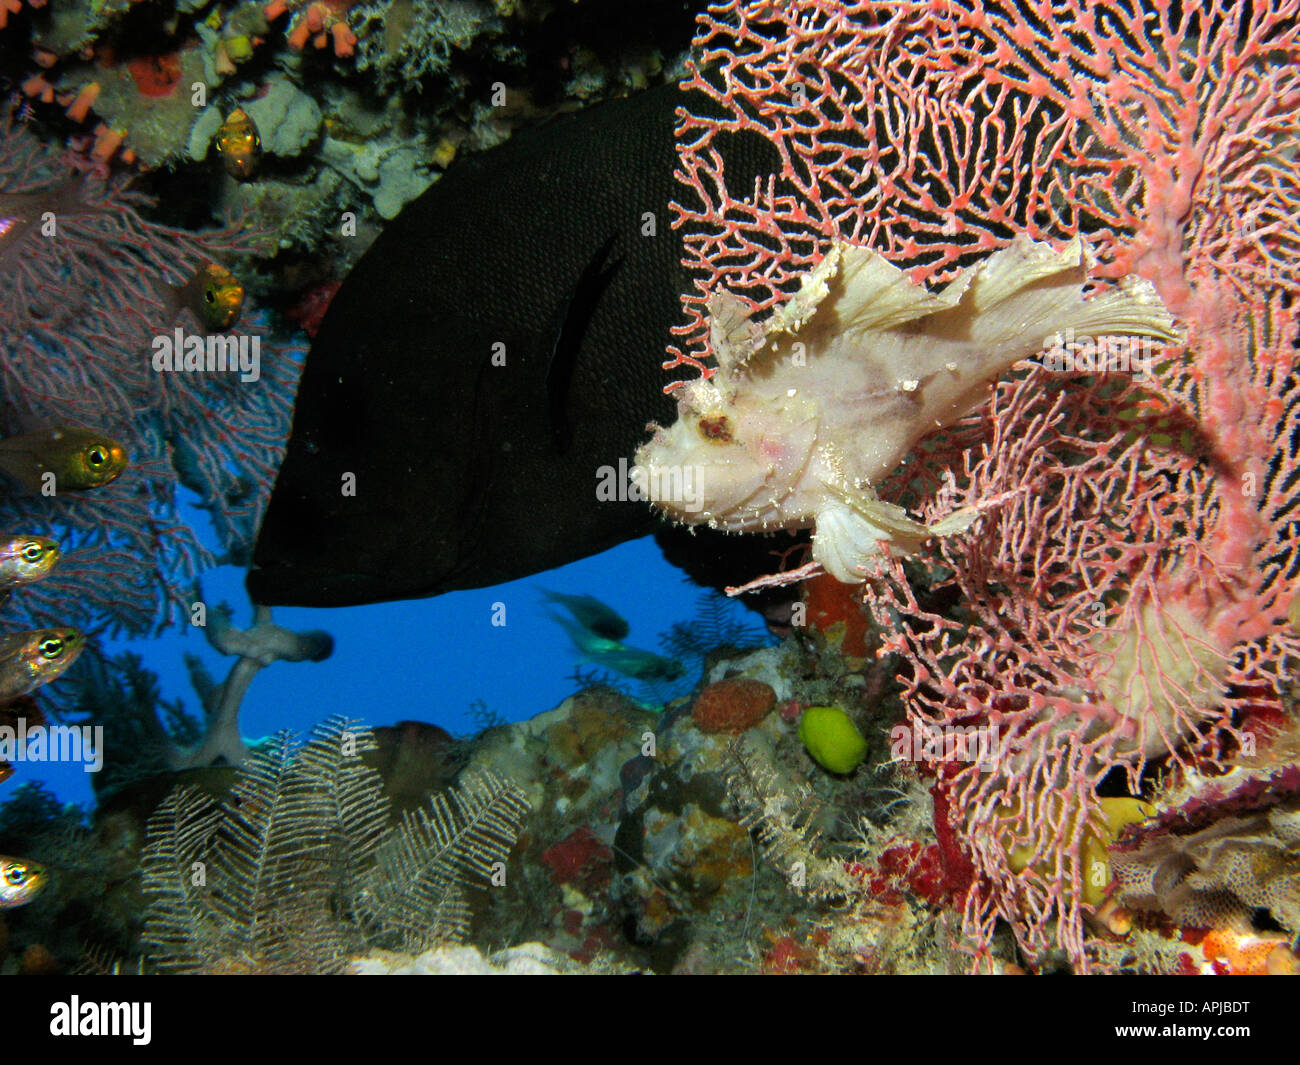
[[6, 865, 27, 886], [87, 446, 108, 467], [39, 637, 64, 659], [205, 288, 216, 304], [22, 541, 44, 561]]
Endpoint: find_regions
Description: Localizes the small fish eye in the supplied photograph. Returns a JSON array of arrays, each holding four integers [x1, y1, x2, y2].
[[87, 446, 107, 466], [40, 637, 64, 659], [22, 541, 44, 561], [6, 866, 26, 885], [206, 289, 216, 303]]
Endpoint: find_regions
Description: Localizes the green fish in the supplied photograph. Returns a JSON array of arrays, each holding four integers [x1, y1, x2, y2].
[[585, 647, 684, 683], [0, 856, 47, 909], [0, 628, 85, 700], [0, 427, 128, 493], [0, 534, 60, 595], [545, 609, 683, 683], [539, 589, 629, 642]]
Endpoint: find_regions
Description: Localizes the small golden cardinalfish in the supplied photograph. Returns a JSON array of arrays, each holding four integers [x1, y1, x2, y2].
[[174, 262, 245, 332], [214, 107, 261, 180], [0, 628, 85, 701], [0, 427, 128, 493], [0, 533, 59, 609], [0, 534, 59, 589], [0, 855, 47, 909]]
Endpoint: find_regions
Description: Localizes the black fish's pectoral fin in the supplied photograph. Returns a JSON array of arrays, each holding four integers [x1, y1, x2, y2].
[[546, 232, 622, 454]]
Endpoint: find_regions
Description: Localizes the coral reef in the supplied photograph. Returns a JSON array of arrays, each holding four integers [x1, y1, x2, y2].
[[237, 76, 322, 160], [350, 941, 589, 974], [449, 632, 963, 973], [140, 717, 529, 973], [0, 714, 472, 972], [353, 0, 499, 88], [4, 0, 1297, 984], [268, 0, 359, 57], [0, 116, 301, 639], [47, 46, 208, 168], [4, 0, 700, 266], [69, 591, 332, 801], [663, 0, 1300, 971], [0, 781, 138, 974], [1111, 802, 1300, 933]]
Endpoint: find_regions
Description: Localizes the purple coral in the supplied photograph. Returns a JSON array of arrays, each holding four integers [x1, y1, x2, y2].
[[0, 111, 301, 639]]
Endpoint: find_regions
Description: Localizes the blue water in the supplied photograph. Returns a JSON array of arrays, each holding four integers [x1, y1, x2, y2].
[[27, 527, 713, 809]]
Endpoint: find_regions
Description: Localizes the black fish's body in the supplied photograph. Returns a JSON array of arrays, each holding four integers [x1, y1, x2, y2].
[[250, 84, 775, 607]]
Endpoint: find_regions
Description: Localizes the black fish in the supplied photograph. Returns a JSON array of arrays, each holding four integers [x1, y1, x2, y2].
[[248, 83, 778, 607], [546, 231, 621, 454]]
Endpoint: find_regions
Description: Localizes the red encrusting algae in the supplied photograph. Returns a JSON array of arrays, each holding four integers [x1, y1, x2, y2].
[[127, 52, 183, 97]]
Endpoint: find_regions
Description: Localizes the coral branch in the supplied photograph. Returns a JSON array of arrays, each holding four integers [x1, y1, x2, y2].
[[169, 596, 334, 769]]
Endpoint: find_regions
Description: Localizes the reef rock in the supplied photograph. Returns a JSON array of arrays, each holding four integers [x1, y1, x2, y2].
[[349, 942, 577, 974], [243, 76, 322, 158]]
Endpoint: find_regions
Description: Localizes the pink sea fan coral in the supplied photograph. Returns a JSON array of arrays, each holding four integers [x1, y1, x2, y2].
[[0, 113, 301, 637], [669, 0, 1300, 968]]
